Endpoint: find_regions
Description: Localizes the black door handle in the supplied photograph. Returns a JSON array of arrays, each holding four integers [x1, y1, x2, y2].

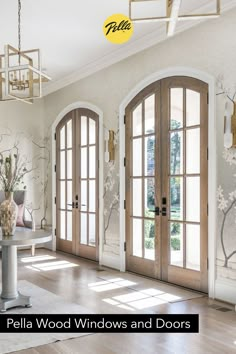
[[149, 207, 167, 216], [162, 207, 167, 216], [149, 207, 160, 216], [67, 202, 75, 208]]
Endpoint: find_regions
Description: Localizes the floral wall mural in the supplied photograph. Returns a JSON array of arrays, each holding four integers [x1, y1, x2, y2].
[[217, 148, 236, 280], [103, 127, 120, 256], [216, 80, 236, 282]]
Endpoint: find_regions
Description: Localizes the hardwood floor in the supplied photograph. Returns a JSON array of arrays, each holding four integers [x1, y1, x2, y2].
[[2, 249, 236, 354]]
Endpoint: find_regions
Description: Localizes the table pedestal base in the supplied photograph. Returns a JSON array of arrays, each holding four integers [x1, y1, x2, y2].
[[0, 291, 32, 312], [1, 245, 32, 312]]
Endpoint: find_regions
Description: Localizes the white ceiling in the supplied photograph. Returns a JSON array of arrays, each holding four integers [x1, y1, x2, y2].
[[0, 0, 235, 95]]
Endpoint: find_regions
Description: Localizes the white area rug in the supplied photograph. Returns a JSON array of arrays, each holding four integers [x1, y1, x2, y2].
[[0, 281, 92, 354]]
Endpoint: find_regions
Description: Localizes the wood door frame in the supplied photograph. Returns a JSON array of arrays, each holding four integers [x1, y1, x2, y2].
[[56, 111, 75, 254], [75, 108, 100, 261], [125, 82, 161, 278], [161, 76, 208, 292], [56, 108, 99, 261], [125, 76, 208, 292], [52, 102, 104, 265], [119, 68, 216, 297]]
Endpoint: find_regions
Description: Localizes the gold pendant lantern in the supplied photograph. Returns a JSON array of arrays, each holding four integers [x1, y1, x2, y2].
[[0, 0, 51, 104]]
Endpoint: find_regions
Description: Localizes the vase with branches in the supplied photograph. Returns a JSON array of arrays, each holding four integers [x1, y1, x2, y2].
[[0, 147, 34, 236]]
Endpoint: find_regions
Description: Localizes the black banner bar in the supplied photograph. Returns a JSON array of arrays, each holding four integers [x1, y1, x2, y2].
[[0, 314, 199, 333]]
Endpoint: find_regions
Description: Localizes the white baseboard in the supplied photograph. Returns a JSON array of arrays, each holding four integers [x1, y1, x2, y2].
[[100, 253, 120, 270], [215, 278, 236, 306]]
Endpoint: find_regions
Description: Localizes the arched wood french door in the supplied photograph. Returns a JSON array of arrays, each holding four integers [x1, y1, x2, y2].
[[125, 77, 208, 292], [56, 108, 99, 261]]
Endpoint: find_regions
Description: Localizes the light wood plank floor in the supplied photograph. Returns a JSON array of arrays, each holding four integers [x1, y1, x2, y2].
[[2, 249, 236, 354]]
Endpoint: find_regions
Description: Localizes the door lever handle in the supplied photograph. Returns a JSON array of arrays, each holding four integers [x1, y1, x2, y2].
[[162, 207, 167, 216], [149, 207, 160, 216], [149, 207, 167, 216]]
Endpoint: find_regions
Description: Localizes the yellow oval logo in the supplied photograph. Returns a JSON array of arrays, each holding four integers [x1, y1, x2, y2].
[[103, 14, 133, 44]]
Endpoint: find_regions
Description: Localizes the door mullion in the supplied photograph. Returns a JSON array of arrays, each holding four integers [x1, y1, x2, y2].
[[75, 111, 79, 255], [56, 126, 60, 245], [183, 88, 187, 269], [160, 79, 169, 282], [155, 85, 161, 278], [65, 119, 68, 242], [126, 107, 132, 262], [87, 116, 90, 246], [142, 100, 145, 259]]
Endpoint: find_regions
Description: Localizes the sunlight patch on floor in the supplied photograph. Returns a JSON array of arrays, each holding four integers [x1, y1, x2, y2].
[[118, 304, 136, 311], [158, 293, 181, 302], [113, 292, 148, 303], [20, 255, 57, 263], [88, 278, 137, 292], [140, 288, 164, 296], [25, 265, 41, 272], [130, 297, 166, 309], [24, 260, 79, 272], [102, 286, 182, 311]]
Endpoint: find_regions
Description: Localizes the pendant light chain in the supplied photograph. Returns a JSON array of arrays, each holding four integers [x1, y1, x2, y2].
[[18, 0, 21, 55]]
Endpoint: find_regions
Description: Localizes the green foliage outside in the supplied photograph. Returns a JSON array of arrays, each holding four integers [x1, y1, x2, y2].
[[171, 222, 180, 235], [143, 119, 182, 252], [145, 238, 154, 249], [170, 119, 182, 221], [170, 237, 180, 251], [170, 222, 181, 251]]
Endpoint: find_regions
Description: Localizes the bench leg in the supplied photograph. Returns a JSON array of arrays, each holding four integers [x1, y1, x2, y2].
[[31, 245, 35, 257]]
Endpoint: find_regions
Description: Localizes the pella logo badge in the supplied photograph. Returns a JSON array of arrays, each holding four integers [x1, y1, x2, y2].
[[103, 14, 133, 44]]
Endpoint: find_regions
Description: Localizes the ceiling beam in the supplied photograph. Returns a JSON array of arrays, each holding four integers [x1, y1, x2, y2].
[[167, 0, 182, 37]]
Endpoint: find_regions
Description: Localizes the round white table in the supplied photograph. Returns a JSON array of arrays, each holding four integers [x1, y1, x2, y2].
[[0, 230, 52, 312]]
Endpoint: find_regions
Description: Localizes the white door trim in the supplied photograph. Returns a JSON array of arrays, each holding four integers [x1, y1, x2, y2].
[[119, 66, 216, 298], [51, 101, 104, 265]]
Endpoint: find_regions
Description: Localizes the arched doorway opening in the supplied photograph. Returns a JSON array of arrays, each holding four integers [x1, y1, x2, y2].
[[125, 76, 208, 292], [55, 107, 99, 261]]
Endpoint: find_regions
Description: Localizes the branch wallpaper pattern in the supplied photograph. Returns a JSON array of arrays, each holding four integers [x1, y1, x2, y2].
[[217, 148, 236, 280], [103, 127, 120, 256]]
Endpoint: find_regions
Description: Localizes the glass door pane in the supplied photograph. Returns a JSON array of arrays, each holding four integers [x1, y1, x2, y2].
[[78, 111, 98, 257], [170, 222, 183, 267], [58, 118, 73, 243], [56, 115, 74, 254], [56, 109, 99, 261], [166, 78, 206, 288], [127, 89, 159, 279]]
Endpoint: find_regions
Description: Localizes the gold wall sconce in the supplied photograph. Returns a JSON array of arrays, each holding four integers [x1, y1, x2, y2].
[[105, 129, 115, 162], [224, 101, 236, 148]]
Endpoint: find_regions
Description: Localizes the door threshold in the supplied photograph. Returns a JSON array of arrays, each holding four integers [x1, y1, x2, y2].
[[126, 270, 207, 296]]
